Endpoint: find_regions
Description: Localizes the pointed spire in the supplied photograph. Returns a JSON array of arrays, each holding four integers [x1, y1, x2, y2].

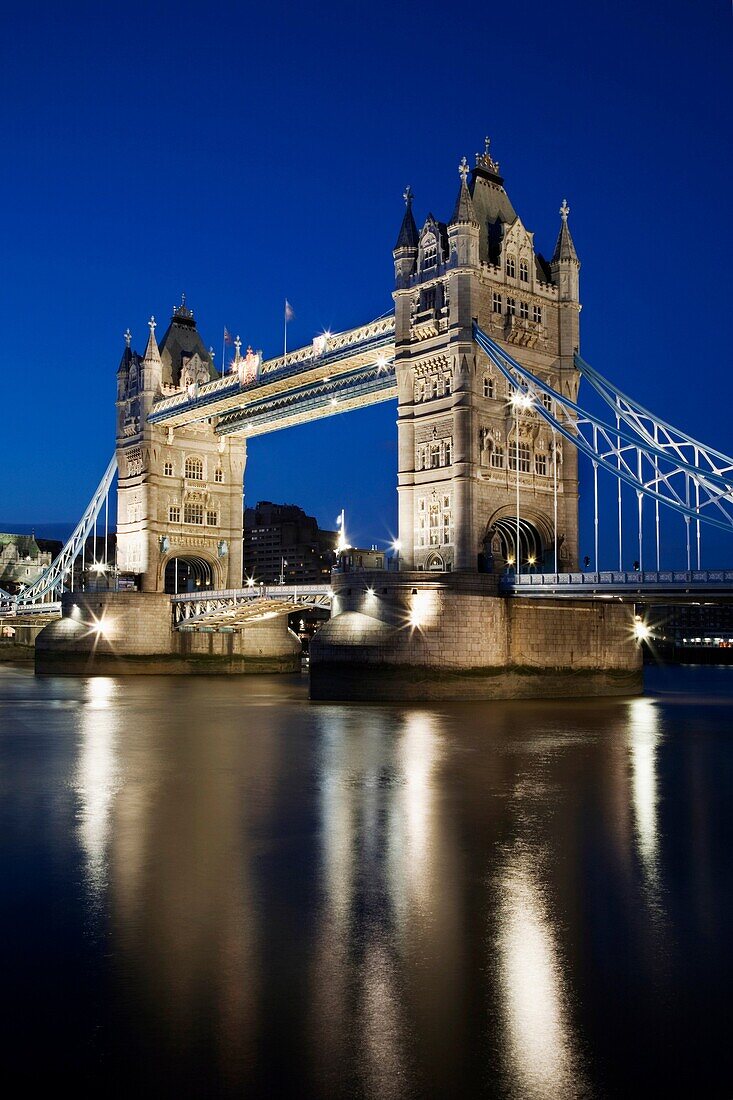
[[118, 328, 133, 373], [143, 316, 161, 363], [394, 186, 419, 250], [450, 156, 478, 225], [552, 199, 579, 264]]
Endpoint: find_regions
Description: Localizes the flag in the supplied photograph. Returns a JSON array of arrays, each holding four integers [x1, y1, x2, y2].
[[284, 300, 294, 322], [224, 327, 233, 344]]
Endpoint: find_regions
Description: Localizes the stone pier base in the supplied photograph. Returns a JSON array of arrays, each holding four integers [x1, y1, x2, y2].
[[35, 591, 302, 675], [309, 571, 642, 702]]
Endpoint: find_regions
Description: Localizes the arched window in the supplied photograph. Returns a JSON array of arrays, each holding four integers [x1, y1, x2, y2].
[[184, 456, 203, 481], [184, 502, 204, 525], [421, 234, 438, 272], [163, 461, 174, 477], [519, 259, 529, 283], [491, 444, 505, 468], [483, 375, 495, 399], [506, 255, 516, 278], [214, 467, 223, 483]]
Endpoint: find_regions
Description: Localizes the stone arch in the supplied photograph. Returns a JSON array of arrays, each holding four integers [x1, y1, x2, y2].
[[159, 550, 223, 594], [483, 504, 555, 572], [424, 552, 445, 572]]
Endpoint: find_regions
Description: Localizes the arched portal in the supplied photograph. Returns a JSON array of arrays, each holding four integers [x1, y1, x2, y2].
[[425, 552, 445, 572], [484, 515, 550, 572], [163, 555, 216, 594]]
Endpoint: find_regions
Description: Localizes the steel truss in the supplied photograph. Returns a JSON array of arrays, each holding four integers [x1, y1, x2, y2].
[[172, 585, 332, 629], [474, 324, 733, 569], [13, 456, 118, 608]]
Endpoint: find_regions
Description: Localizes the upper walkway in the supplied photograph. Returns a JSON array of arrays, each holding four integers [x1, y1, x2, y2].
[[148, 315, 396, 437], [501, 570, 733, 602]]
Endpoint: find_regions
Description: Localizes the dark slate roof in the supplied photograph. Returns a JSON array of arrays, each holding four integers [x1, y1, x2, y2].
[[552, 219, 579, 264], [117, 345, 133, 374], [395, 199, 419, 250], [535, 253, 553, 284], [469, 168, 517, 265], [158, 303, 216, 387]]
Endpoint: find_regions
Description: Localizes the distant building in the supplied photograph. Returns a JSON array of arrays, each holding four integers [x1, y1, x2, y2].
[[336, 548, 385, 572], [243, 502, 337, 585], [0, 533, 53, 592], [653, 604, 733, 650]]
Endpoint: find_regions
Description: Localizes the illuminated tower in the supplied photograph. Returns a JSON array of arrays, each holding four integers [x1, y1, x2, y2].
[[393, 140, 580, 572], [115, 299, 246, 592]]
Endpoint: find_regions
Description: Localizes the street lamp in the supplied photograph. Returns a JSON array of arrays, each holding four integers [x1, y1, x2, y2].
[[391, 538, 401, 572], [509, 390, 533, 575]]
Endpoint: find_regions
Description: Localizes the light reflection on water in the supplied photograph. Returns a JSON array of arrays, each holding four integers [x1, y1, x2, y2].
[[2, 665, 733, 1096]]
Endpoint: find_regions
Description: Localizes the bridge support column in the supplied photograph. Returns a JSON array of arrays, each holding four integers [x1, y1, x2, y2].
[[35, 592, 301, 674], [310, 571, 642, 701]]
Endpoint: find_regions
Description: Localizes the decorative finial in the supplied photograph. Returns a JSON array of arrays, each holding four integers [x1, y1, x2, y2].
[[560, 198, 570, 221], [181, 291, 186, 307], [148, 316, 156, 334], [124, 328, 132, 348], [475, 135, 500, 174], [458, 156, 469, 184], [403, 185, 413, 206], [234, 335, 242, 358], [209, 347, 215, 361]]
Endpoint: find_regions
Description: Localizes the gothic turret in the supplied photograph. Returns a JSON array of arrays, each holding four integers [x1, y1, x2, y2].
[[116, 328, 133, 400], [394, 186, 419, 288], [552, 199, 579, 264], [550, 199, 581, 396], [448, 157, 480, 268], [550, 199, 580, 300], [140, 316, 162, 394]]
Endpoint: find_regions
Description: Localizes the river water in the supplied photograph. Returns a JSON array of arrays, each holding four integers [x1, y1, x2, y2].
[[1, 664, 731, 1098]]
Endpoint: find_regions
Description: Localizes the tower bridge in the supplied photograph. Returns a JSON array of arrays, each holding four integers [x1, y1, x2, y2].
[[9, 138, 733, 697]]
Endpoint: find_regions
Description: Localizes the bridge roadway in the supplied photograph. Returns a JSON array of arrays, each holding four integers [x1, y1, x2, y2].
[[501, 570, 733, 603], [172, 584, 332, 629], [148, 315, 396, 436]]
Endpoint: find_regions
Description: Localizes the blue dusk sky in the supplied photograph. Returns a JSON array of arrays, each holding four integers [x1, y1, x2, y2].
[[1, 0, 731, 567]]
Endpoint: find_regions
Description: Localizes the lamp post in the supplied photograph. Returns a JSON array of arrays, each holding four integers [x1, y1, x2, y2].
[[510, 391, 533, 576], [391, 539, 401, 573]]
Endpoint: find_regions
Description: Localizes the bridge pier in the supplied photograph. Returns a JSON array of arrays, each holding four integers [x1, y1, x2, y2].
[[35, 592, 301, 675], [309, 571, 642, 701]]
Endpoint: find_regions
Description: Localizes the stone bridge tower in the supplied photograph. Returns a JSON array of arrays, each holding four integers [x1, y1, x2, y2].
[[393, 141, 580, 573], [116, 300, 245, 593]]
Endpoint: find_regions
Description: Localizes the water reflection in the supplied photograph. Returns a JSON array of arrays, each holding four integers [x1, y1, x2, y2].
[[75, 677, 119, 901], [3, 667, 732, 1096], [497, 846, 584, 1099], [628, 697, 664, 905]]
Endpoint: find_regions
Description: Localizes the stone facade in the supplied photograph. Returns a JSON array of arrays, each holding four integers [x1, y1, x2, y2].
[[393, 142, 580, 574], [310, 572, 642, 701], [35, 591, 301, 674], [116, 302, 246, 593]]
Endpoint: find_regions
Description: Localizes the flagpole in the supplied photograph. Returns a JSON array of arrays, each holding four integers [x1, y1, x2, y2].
[[221, 327, 226, 377], [284, 300, 287, 361]]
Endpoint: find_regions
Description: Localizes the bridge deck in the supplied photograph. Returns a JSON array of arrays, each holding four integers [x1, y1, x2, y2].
[[172, 584, 332, 629]]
